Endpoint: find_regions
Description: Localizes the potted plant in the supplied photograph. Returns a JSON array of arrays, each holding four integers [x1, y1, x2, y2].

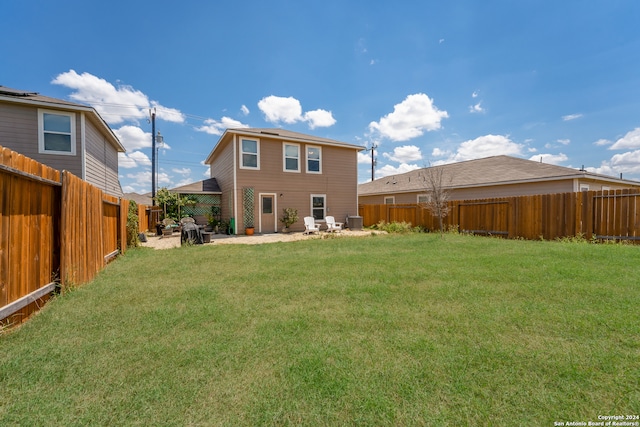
[[280, 207, 298, 233], [205, 213, 216, 232]]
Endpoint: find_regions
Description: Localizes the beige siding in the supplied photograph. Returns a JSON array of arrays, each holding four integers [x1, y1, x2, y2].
[[84, 116, 122, 196], [0, 102, 82, 177], [209, 138, 236, 223], [359, 178, 640, 205], [234, 136, 358, 232]]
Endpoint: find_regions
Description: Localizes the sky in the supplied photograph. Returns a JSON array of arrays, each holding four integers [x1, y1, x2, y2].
[[3, 1, 640, 194]]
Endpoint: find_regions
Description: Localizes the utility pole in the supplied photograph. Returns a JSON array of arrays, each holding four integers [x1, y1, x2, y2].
[[151, 108, 156, 206], [370, 143, 377, 181]]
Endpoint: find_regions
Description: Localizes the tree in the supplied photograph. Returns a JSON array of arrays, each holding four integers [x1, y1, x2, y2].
[[418, 165, 451, 236], [154, 187, 196, 220]]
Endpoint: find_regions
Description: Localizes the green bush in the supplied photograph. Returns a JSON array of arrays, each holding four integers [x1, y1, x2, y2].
[[126, 200, 140, 248], [371, 220, 421, 234]]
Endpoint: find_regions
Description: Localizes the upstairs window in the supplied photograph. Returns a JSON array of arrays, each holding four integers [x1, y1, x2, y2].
[[283, 143, 300, 172], [307, 146, 322, 173], [38, 110, 76, 155], [384, 196, 395, 204], [240, 138, 259, 169]]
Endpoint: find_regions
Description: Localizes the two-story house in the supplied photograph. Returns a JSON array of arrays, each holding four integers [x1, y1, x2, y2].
[[0, 85, 125, 197], [205, 128, 364, 234]]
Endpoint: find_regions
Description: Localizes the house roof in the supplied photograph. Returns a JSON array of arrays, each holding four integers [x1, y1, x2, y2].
[[205, 127, 364, 164], [124, 192, 153, 205], [358, 155, 640, 196], [170, 178, 221, 194], [0, 85, 125, 153]]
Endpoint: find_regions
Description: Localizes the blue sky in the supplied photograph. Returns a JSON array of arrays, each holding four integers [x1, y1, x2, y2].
[[3, 1, 640, 194]]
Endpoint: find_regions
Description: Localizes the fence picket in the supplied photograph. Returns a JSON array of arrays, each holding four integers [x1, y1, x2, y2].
[[360, 189, 640, 243], [1, 145, 126, 325]]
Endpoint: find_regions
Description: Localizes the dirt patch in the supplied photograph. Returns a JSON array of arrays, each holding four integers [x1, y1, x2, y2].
[[140, 229, 382, 250]]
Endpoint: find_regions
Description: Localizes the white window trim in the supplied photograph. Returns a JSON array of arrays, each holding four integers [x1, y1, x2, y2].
[[306, 145, 322, 174], [38, 109, 76, 155], [239, 138, 260, 170], [311, 193, 327, 221], [417, 194, 430, 203], [580, 184, 590, 192], [283, 142, 301, 173], [384, 196, 395, 204]]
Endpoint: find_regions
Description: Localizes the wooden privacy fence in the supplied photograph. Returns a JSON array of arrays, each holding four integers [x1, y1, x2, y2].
[[359, 189, 640, 242], [137, 204, 161, 233], [0, 145, 128, 325]]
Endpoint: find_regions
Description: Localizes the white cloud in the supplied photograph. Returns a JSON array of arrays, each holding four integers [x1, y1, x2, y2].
[[594, 138, 612, 146], [469, 102, 484, 113], [114, 125, 150, 151], [258, 95, 303, 124], [119, 150, 151, 169], [448, 134, 524, 162], [382, 145, 422, 163], [610, 128, 640, 150], [562, 113, 583, 121], [172, 167, 191, 175], [152, 103, 186, 123], [472, 90, 479, 98], [528, 153, 568, 165], [257, 95, 336, 129], [241, 105, 250, 115], [557, 139, 570, 145], [368, 93, 448, 142], [588, 150, 640, 179], [303, 109, 336, 129], [357, 151, 372, 164], [431, 147, 451, 157], [196, 117, 249, 135], [375, 163, 421, 179], [52, 70, 184, 125]]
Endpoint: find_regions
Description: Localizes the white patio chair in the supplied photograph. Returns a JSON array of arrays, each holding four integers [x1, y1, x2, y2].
[[325, 216, 343, 233], [303, 216, 320, 235]]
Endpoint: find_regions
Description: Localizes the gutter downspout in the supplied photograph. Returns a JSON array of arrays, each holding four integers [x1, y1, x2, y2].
[[80, 112, 86, 180], [233, 134, 238, 234]]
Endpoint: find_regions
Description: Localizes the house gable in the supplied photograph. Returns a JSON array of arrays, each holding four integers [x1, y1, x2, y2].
[[358, 155, 640, 203], [0, 85, 125, 196]]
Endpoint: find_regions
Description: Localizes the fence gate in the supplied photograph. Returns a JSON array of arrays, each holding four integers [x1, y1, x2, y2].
[[592, 190, 640, 241]]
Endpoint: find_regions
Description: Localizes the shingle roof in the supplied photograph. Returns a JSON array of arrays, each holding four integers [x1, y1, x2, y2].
[[170, 178, 221, 194], [358, 155, 639, 195], [228, 128, 364, 149]]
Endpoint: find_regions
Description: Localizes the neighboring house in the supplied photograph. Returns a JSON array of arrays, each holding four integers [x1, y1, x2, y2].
[[358, 155, 640, 204], [0, 85, 125, 197], [204, 128, 364, 234], [169, 178, 222, 224]]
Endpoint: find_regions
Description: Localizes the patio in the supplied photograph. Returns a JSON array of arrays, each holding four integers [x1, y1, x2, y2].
[[140, 229, 381, 250]]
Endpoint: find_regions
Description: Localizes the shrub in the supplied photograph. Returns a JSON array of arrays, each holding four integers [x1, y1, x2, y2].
[[126, 200, 140, 248]]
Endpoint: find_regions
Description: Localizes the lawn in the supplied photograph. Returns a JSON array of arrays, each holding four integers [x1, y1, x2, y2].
[[1, 233, 638, 426]]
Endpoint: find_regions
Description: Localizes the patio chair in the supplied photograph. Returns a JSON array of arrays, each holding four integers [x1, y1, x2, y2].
[[325, 216, 343, 233], [303, 216, 320, 235], [161, 218, 178, 237]]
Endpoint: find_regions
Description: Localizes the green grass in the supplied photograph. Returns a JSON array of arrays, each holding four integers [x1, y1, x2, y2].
[[1, 234, 639, 426]]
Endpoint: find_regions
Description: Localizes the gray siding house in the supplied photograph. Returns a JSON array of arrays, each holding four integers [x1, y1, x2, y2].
[[0, 86, 125, 197]]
